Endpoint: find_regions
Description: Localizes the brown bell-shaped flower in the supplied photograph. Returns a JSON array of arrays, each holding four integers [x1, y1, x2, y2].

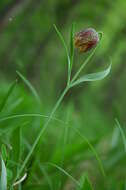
[[74, 28, 99, 53]]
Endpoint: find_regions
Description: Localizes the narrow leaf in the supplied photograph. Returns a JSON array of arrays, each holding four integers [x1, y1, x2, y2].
[[115, 119, 126, 153], [0, 80, 17, 112], [73, 127, 106, 177], [0, 157, 7, 190], [39, 164, 53, 190], [47, 162, 80, 188], [77, 176, 93, 190], [16, 71, 41, 104], [53, 24, 71, 80], [13, 173, 27, 187], [70, 64, 111, 87], [1, 145, 8, 163], [11, 127, 21, 177], [0, 113, 65, 125], [70, 22, 75, 69]]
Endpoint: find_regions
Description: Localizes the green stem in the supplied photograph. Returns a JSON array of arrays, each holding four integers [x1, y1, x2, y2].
[[15, 86, 69, 181], [71, 47, 97, 84], [67, 53, 74, 86], [67, 66, 71, 86]]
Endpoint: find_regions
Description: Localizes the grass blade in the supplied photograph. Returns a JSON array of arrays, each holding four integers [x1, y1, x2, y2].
[[11, 126, 21, 177], [46, 162, 80, 188], [82, 177, 93, 190], [77, 175, 93, 190], [115, 118, 126, 153], [70, 22, 75, 70], [0, 113, 65, 125], [73, 127, 106, 178], [16, 71, 41, 104], [53, 24, 71, 84], [1, 145, 8, 163], [13, 173, 27, 187], [39, 163, 53, 190], [0, 80, 17, 113], [0, 157, 7, 190]]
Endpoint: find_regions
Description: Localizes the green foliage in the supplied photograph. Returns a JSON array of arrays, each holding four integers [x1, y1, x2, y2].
[[70, 22, 76, 70], [115, 119, 126, 153], [77, 175, 93, 190], [10, 127, 21, 178], [53, 24, 71, 84], [16, 71, 41, 104], [47, 162, 80, 188], [0, 80, 17, 113], [1, 145, 8, 163], [0, 0, 126, 189], [0, 157, 7, 190], [70, 64, 111, 88]]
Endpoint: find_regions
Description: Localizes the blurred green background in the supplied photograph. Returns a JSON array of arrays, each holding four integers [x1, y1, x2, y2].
[[0, 0, 126, 189]]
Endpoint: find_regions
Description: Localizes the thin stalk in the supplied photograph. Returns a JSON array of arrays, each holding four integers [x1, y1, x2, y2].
[[67, 51, 74, 86], [67, 23, 75, 86], [71, 47, 97, 84], [15, 86, 69, 181], [67, 65, 71, 86]]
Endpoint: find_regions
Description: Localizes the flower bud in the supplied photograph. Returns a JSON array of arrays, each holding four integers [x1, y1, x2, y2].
[[74, 28, 99, 53]]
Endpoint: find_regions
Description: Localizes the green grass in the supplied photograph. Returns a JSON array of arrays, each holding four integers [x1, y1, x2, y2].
[[0, 79, 126, 189], [0, 23, 125, 190]]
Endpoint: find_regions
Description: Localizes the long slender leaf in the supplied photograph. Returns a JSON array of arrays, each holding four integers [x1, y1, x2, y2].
[[16, 71, 41, 104], [0, 80, 17, 113], [0, 113, 65, 124], [46, 162, 80, 188], [53, 24, 71, 82], [1, 145, 8, 163], [70, 64, 111, 88], [11, 126, 21, 177], [115, 118, 126, 153], [70, 22, 75, 70], [73, 127, 106, 177], [77, 175, 93, 190], [13, 173, 27, 187], [0, 157, 7, 190], [39, 163, 53, 190]]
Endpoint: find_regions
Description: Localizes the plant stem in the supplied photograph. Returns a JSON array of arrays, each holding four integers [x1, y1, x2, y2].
[[71, 47, 97, 84], [67, 68, 71, 86], [67, 54, 74, 86], [15, 85, 69, 181]]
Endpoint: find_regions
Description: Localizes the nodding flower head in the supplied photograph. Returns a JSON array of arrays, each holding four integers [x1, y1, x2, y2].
[[74, 28, 99, 53]]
